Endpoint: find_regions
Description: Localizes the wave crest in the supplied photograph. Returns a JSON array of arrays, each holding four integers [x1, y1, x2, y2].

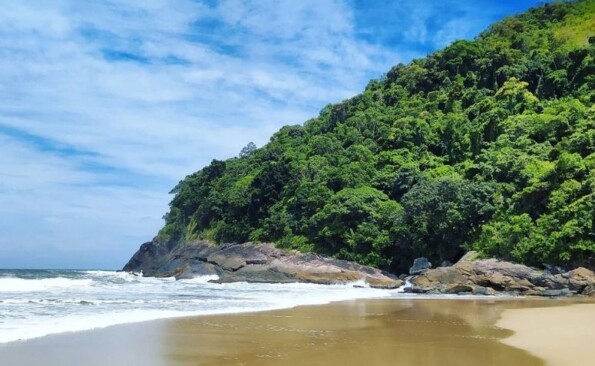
[[0, 277, 94, 292]]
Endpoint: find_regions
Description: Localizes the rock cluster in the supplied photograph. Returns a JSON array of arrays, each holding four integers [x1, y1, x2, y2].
[[407, 251, 595, 297], [123, 240, 402, 289], [124, 240, 594, 297]]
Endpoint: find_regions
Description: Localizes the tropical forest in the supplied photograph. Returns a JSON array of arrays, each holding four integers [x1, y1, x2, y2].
[[158, 0, 594, 274]]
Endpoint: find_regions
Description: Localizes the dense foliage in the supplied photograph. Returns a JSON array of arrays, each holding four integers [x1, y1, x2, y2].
[[160, 1, 595, 273]]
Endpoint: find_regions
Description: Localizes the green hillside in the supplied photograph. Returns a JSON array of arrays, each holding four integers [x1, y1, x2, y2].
[[159, 0, 595, 273]]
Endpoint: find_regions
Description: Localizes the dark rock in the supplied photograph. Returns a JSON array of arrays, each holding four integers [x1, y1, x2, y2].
[[538, 288, 573, 297], [533, 274, 568, 290], [409, 251, 595, 297], [543, 264, 566, 275], [123, 241, 594, 297], [122, 240, 167, 275], [403, 286, 428, 294], [123, 240, 401, 288], [566, 267, 595, 291], [472, 286, 497, 296], [365, 276, 404, 289], [409, 257, 432, 275], [206, 244, 269, 271], [440, 260, 453, 267], [174, 261, 222, 280], [582, 284, 595, 296], [444, 284, 474, 294], [206, 253, 246, 271]]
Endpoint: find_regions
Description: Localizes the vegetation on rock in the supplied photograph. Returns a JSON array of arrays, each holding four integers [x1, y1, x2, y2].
[[159, 1, 595, 273]]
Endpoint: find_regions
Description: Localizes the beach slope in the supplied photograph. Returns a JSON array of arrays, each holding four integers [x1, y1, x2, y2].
[[497, 303, 595, 366]]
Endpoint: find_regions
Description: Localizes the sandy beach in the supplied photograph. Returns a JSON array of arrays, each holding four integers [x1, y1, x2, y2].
[[0, 297, 592, 366], [497, 303, 595, 366]]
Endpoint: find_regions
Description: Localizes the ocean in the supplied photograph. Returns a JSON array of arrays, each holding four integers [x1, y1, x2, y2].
[[0, 269, 402, 344]]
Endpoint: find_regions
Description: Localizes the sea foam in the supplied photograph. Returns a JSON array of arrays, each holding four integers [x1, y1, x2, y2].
[[0, 277, 94, 292], [0, 269, 394, 344]]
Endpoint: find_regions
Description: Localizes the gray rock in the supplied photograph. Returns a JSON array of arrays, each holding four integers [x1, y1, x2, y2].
[[206, 253, 246, 271], [543, 264, 566, 275], [444, 284, 474, 294], [582, 284, 595, 296], [409, 252, 595, 297], [403, 286, 428, 294], [123, 240, 401, 289], [472, 286, 496, 296], [122, 241, 595, 297], [539, 288, 573, 297], [174, 261, 222, 280], [409, 257, 432, 275]]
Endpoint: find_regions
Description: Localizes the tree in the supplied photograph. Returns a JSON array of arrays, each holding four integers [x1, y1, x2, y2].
[[239, 142, 257, 158], [399, 177, 495, 266], [307, 187, 404, 268]]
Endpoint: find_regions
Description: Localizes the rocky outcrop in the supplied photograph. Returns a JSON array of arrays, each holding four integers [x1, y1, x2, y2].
[[409, 257, 432, 275], [123, 239, 403, 289], [124, 240, 594, 296], [408, 251, 595, 297]]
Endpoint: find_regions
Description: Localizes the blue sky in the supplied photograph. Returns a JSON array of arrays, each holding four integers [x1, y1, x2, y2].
[[0, 0, 546, 269]]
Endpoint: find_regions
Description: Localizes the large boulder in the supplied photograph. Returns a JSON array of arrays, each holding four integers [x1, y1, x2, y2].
[[583, 284, 595, 296], [205, 244, 268, 271], [410, 251, 595, 297], [123, 240, 402, 289], [409, 257, 432, 275], [567, 267, 595, 291]]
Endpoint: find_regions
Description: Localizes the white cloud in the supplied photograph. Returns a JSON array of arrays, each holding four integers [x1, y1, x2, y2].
[[0, 0, 542, 268], [0, 0, 403, 268]]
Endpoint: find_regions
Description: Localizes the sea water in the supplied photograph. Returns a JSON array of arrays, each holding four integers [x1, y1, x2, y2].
[[0, 269, 400, 344]]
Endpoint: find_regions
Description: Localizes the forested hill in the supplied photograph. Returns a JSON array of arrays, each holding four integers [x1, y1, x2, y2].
[[158, 0, 595, 274]]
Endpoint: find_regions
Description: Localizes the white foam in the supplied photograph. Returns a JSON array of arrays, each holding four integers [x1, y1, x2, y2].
[[0, 288, 389, 344], [351, 279, 370, 288], [178, 275, 220, 284], [0, 309, 203, 344], [84, 270, 138, 281], [0, 277, 94, 292], [395, 278, 413, 293], [0, 271, 396, 344]]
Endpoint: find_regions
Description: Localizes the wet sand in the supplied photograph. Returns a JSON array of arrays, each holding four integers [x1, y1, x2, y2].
[[0, 297, 592, 366], [497, 303, 595, 366]]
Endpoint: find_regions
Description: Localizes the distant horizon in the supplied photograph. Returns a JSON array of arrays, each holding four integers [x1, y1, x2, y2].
[[0, 0, 547, 269]]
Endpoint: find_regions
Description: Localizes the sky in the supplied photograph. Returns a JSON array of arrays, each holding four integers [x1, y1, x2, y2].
[[0, 0, 547, 269]]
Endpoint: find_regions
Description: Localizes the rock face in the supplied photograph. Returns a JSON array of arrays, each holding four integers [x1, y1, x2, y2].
[[123, 240, 594, 296], [409, 257, 432, 275], [408, 251, 595, 297], [123, 239, 403, 289]]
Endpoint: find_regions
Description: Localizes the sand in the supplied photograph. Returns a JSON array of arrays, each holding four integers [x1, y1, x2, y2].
[[496, 303, 595, 366], [0, 297, 592, 366]]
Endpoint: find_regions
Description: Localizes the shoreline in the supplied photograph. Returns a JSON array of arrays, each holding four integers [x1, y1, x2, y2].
[[0, 292, 562, 345], [1, 296, 593, 365], [0, 276, 398, 345], [0, 282, 543, 346]]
